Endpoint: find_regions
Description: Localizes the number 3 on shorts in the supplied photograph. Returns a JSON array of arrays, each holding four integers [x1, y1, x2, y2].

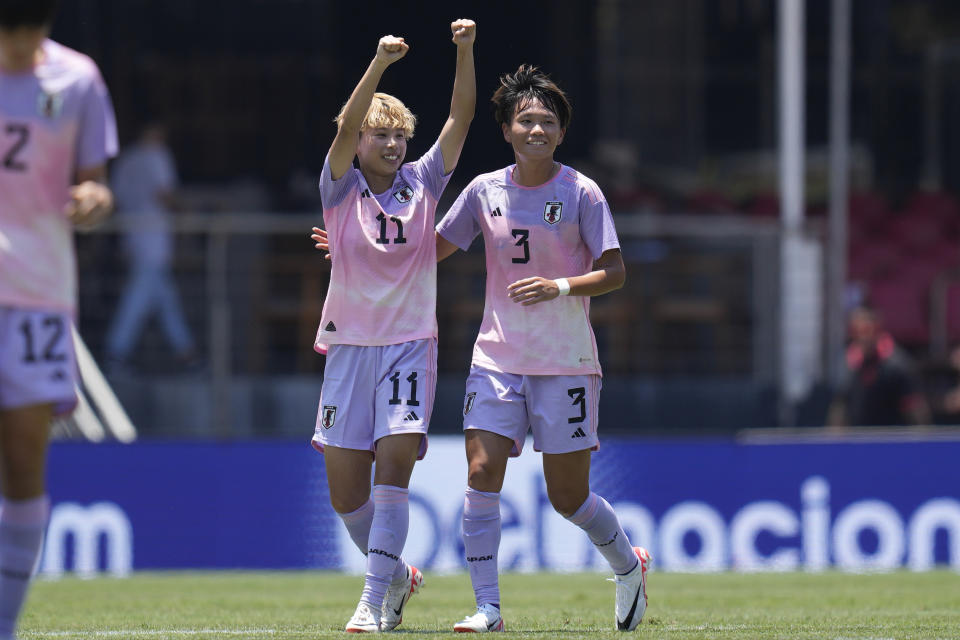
[[567, 386, 586, 424]]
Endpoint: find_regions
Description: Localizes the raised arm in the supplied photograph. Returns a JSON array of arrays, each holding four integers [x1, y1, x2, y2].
[[328, 35, 409, 180], [437, 19, 476, 175]]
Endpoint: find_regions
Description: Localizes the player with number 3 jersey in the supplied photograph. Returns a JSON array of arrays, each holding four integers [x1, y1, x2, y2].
[[309, 20, 476, 633], [436, 65, 651, 633]]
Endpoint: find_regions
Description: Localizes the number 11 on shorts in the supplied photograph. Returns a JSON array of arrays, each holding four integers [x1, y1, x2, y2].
[[388, 371, 420, 406]]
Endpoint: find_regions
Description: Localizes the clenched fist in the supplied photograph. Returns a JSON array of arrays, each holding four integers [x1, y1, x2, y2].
[[451, 19, 476, 46], [376, 35, 409, 65]]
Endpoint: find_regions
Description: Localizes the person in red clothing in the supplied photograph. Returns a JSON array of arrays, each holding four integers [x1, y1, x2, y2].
[[828, 306, 930, 427]]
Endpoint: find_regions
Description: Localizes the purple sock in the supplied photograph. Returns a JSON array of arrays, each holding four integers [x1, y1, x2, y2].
[[0, 496, 49, 637], [566, 492, 637, 574], [360, 485, 409, 608], [462, 487, 501, 607], [337, 498, 406, 583]]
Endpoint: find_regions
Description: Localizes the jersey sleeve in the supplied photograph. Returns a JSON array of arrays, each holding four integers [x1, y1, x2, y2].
[[436, 180, 481, 250], [75, 66, 118, 170], [408, 141, 453, 201], [577, 179, 620, 259], [319, 153, 358, 209]]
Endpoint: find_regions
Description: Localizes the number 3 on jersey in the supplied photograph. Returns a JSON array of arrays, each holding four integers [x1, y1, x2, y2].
[[511, 228, 530, 264]]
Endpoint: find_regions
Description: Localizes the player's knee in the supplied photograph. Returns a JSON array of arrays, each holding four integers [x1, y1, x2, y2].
[[466, 460, 502, 493], [329, 491, 369, 515], [547, 488, 588, 518]]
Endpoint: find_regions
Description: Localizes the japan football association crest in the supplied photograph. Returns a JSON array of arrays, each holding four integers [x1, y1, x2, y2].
[[321, 405, 337, 429], [394, 185, 414, 204], [37, 90, 64, 119], [544, 201, 563, 224], [463, 392, 477, 415]]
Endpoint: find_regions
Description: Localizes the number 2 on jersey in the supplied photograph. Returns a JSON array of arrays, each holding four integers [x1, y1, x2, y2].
[[2, 123, 30, 172]]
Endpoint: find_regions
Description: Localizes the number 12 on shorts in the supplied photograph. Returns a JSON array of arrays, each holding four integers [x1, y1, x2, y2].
[[388, 371, 420, 406]]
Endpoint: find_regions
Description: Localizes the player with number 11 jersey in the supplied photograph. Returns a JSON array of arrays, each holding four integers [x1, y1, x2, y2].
[[309, 21, 476, 633]]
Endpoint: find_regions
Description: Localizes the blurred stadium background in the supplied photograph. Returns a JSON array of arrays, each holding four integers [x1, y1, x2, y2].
[[38, 0, 960, 579]]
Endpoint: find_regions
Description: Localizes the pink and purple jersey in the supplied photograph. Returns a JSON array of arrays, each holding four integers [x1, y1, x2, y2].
[[0, 40, 118, 314], [314, 142, 451, 351], [437, 164, 620, 376]]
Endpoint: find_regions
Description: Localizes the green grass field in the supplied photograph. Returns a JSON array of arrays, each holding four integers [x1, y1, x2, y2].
[[19, 570, 960, 639]]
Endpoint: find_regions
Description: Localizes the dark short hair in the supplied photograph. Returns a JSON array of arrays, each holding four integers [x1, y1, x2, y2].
[[491, 64, 572, 130], [0, 0, 58, 29]]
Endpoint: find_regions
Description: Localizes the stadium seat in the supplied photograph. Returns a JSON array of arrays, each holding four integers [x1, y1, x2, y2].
[[903, 190, 960, 221], [687, 189, 738, 214], [848, 191, 891, 222], [745, 192, 779, 217], [866, 272, 931, 345], [883, 212, 944, 258], [848, 241, 903, 281], [946, 281, 960, 343]]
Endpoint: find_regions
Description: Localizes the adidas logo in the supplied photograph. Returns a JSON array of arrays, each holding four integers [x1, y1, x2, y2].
[[490, 206, 502, 217], [361, 188, 371, 198], [403, 411, 420, 422], [325, 321, 336, 331], [571, 427, 587, 438]]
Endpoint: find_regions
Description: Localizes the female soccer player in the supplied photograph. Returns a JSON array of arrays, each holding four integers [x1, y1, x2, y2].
[[0, 1, 117, 638], [435, 65, 650, 633], [311, 20, 475, 633]]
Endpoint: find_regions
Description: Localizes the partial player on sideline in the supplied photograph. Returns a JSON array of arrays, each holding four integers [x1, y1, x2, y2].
[[308, 20, 476, 633], [0, 1, 118, 638]]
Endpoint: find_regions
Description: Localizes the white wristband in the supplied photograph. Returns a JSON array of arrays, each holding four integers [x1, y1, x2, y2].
[[555, 278, 571, 296]]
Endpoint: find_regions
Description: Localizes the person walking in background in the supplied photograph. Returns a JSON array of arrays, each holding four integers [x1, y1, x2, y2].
[[105, 120, 197, 372], [310, 20, 475, 632], [828, 305, 931, 428], [435, 65, 650, 633], [0, 1, 117, 637]]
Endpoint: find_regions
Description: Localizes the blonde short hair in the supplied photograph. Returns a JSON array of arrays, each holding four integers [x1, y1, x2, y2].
[[334, 92, 417, 139]]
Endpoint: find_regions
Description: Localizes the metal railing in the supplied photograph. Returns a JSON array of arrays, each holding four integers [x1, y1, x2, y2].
[[76, 212, 794, 437]]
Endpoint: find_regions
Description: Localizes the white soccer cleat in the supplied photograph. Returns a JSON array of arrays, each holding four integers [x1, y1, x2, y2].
[[345, 601, 381, 633], [453, 603, 504, 633], [380, 564, 424, 631], [614, 546, 651, 631]]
